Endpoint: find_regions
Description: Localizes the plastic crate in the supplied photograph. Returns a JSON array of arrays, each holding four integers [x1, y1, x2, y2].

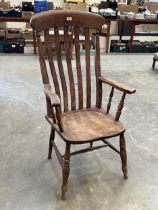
[[131, 44, 158, 53], [4, 42, 24, 53], [34, 1, 48, 13], [0, 39, 5, 53], [110, 41, 129, 53]]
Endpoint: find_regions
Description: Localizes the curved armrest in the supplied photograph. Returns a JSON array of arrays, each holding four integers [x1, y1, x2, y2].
[[99, 76, 136, 94], [44, 84, 63, 132], [44, 84, 60, 106]]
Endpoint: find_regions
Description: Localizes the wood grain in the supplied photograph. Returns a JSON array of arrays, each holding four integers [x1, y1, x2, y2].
[[54, 27, 68, 112], [85, 28, 91, 108], [64, 26, 76, 111], [74, 27, 83, 110], [44, 31, 61, 100], [99, 76, 136, 94]]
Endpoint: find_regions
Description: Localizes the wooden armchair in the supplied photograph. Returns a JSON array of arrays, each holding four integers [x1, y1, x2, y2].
[[30, 10, 136, 200]]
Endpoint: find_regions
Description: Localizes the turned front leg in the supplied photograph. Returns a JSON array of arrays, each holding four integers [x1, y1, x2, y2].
[[61, 143, 71, 200], [120, 133, 128, 179]]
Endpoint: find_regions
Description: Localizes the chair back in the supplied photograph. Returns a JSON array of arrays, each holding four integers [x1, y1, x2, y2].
[[31, 10, 105, 112]]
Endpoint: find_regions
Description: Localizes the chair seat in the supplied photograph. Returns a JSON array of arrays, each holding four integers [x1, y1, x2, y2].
[[47, 108, 125, 144]]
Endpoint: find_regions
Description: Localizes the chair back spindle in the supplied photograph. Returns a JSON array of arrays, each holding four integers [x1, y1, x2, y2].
[[74, 26, 83, 110], [64, 26, 76, 111], [44, 30, 61, 100], [85, 28, 91, 108], [95, 33, 102, 108], [54, 27, 69, 112], [31, 11, 105, 113]]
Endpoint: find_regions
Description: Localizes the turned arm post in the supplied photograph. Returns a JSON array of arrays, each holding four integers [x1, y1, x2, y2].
[[115, 92, 126, 121], [106, 86, 114, 114]]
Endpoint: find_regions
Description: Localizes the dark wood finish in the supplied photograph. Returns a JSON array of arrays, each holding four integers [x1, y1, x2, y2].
[[54, 109, 125, 143], [107, 87, 114, 114], [64, 26, 76, 110], [85, 28, 91, 108], [120, 133, 128, 179], [48, 127, 55, 159], [53, 141, 63, 167], [31, 10, 105, 32], [0, 16, 30, 22], [55, 106, 63, 132], [74, 27, 83, 109], [95, 33, 102, 108], [102, 139, 120, 154], [99, 76, 136, 94], [62, 143, 71, 200], [44, 31, 61, 101], [30, 11, 136, 200], [36, 33, 49, 84], [70, 144, 108, 156], [54, 27, 69, 112], [44, 84, 60, 106]]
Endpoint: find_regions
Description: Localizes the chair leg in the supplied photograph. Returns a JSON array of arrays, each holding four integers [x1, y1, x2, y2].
[[152, 58, 156, 70], [120, 133, 128, 179], [48, 127, 55, 159], [61, 143, 71, 200]]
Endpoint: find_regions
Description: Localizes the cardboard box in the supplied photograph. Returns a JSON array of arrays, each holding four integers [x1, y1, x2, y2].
[[118, 4, 139, 14], [0, 1, 10, 9], [0, 23, 6, 29], [64, 3, 88, 11], [144, 2, 158, 13], [22, 11, 33, 18]]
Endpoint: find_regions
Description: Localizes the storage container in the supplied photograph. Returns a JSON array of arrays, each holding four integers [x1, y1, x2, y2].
[[34, 0, 48, 13]]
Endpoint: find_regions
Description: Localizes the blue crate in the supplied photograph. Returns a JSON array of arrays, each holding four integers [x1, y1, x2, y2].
[[34, 0, 48, 13]]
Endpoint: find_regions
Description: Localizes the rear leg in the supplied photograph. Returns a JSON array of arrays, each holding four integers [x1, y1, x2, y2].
[[120, 133, 128, 179], [48, 127, 55, 159]]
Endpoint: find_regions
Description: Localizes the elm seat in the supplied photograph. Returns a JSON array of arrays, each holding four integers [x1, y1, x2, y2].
[[152, 52, 158, 69], [46, 108, 125, 143], [30, 10, 136, 200]]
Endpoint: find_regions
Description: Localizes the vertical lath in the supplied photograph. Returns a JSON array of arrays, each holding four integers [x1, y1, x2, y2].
[[36, 33, 49, 84], [64, 26, 76, 111], [54, 27, 68, 112], [44, 30, 61, 100], [74, 27, 83, 110], [95, 32, 102, 108], [85, 28, 91, 108]]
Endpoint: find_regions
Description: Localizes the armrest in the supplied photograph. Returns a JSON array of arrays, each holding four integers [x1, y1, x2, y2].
[[44, 84, 60, 106], [99, 76, 136, 94]]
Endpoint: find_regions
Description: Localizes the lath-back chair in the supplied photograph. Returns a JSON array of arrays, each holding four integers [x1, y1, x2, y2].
[[30, 10, 136, 200]]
